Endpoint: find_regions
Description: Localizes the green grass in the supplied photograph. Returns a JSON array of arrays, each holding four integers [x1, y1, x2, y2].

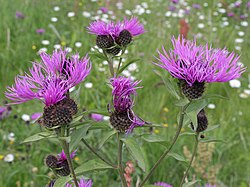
[[1, 0, 250, 186]]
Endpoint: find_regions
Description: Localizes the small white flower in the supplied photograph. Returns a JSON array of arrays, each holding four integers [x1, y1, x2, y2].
[[53, 6, 60, 11], [22, 114, 30, 122], [244, 89, 250, 95], [54, 44, 61, 49], [222, 17, 228, 21], [102, 61, 108, 65], [239, 93, 248, 98], [141, 2, 148, 8], [207, 104, 216, 109], [41, 40, 50, 45], [235, 38, 244, 43], [66, 47, 72, 52], [69, 86, 76, 93], [198, 23, 205, 29], [82, 11, 91, 18], [238, 31, 245, 36], [75, 42, 82, 48], [146, 9, 151, 14], [241, 21, 248, 27], [98, 67, 105, 72], [51, 17, 58, 22], [212, 27, 217, 31], [85, 82, 93, 88], [229, 79, 241, 88], [67, 12, 75, 17], [8, 132, 15, 141], [199, 15, 205, 20], [128, 63, 138, 72], [172, 13, 177, 17], [102, 14, 108, 19], [235, 46, 241, 51], [103, 116, 110, 121], [222, 21, 229, 26], [165, 11, 171, 17], [122, 70, 131, 77], [203, 2, 208, 7], [125, 10, 132, 15], [38, 48, 47, 54], [97, 10, 102, 14], [4, 154, 14, 162], [218, 8, 226, 13], [239, 111, 243, 116], [213, 11, 218, 16], [217, 3, 222, 7]]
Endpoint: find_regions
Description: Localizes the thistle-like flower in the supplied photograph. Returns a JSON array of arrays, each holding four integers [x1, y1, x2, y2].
[[109, 76, 145, 133], [45, 150, 76, 176], [65, 178, 92, 187], [155, 35, 246, 99], [5, 49, 91, 128], [87, 17, 144, 55]]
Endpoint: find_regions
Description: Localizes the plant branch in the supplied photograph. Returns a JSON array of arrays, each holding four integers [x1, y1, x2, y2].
[[81, 138, 117, 168], [117, 133, 128, 187], [139, 103, 190, 187], [179, 133, 199, 187]]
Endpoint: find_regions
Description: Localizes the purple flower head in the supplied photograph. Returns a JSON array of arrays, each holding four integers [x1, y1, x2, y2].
[[110, 76, 145, 132], [240, 14, 247, 19], [227, 12, 235, 17], [171, 0, 179, 4], [65, 178, 92, 187], [155, 35, 246, 86], [234, 1, 241, 7], [100, 7, 108, 13], [192, 4, 201, 9], [31, 112, 42, 121], [91, 113, 104, 121], [36, 28, 45, 34], [154, 182, 173, 187], [58, 149, 76, 162], [15, 11, 25, 19], [120, 17, 145, 36], [205, 184, 216, 187], [5, 49, 91, 106], [169, 5, 176, 12], [111, 76, 141, 112], [87, 17, 144, 38], [247, 1, 250, 8], [0, 105, 11, 120]]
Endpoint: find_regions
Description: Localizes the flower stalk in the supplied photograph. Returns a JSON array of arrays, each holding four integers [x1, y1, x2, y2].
[[81, 138, 117, 168], [117, 133, 128, 187], [179, 133, 199, 187], [139, 103, 190, 187]]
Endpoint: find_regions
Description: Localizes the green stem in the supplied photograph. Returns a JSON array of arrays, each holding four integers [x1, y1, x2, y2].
[[116, 57, 123, 76], [81, 138, 117, 168], [60, 127, 79, 187], [103, 50, 115, 77], [117, 133, 128, 187], [139, 103, 190, 187], [179, 134, 199, 187]]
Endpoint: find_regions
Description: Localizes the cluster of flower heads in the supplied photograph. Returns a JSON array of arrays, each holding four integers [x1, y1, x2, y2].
[[87, 17, 144, 55], [5, 49, 91, 106], [155, 35, 246, 99], [109, 76, 145, 133]]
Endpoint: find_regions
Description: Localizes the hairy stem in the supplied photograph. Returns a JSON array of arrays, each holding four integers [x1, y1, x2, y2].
[[103, 50, 115, 77], [117, 133, 128, 187], [139, 103, 190, 187], [60, 126, 78, 187], [179, 134, 199, 187], [81, 138, 117, 168]]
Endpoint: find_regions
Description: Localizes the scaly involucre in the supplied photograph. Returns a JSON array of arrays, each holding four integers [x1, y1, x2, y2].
[[5, 49, 91, 106], [155, 35, 245, 86]]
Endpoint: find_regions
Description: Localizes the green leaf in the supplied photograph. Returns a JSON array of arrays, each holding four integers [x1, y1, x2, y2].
[[200, 138, 224, 143], [98, 130, 117, 150], [70, 125, 91, 151], [203, 94, 229, 100], [142, 134, 168, 143], [203, 124, 220, 133], [118, 59, 140, 74], [22, 131, 55, 143], [168, 152, 186, 162], [122, 137, 146, 171], [89, 52, 107, 60], [182, 180, 200, 187], [186, 111, 197, 131], [186, 99, 208, 113], [53, 176, 72, 187], [180, 132, 196, 136], [175, 98, 190, 107], [75, 159, 113, 175], [89, 121, 110, 130], [70, 115, 84, 125], [153, 70, 180, 99]]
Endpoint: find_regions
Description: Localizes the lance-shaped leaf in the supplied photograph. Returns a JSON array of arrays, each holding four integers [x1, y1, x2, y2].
[[22, 131, 55, 143], [53, 176, 72, 187], [70, 124, 91, 151]]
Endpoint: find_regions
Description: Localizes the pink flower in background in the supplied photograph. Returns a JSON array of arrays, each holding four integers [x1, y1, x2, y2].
[[90, 113, 104, 121]]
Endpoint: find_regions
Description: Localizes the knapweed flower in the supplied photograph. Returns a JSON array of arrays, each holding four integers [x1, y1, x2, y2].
[[45, 150, 76, 176], [0, 103, 11, 120], [36, 28, 45, 34], [191, 109, 208, 132], [247, 1, 250, 8], [5, 49, 91, 128], [109, 76, 145, 133], [15, 11, 25, 19], [90, 113, 104, 121], [87, 17, 144, 55], [192, 4, 201, 9], [154, 182, 173, 187], [65, 178, 92, 187], [155, 35, 245, 100]]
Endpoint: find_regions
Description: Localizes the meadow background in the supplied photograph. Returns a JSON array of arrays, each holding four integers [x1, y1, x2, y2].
[[0, 0, 250, 186]]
